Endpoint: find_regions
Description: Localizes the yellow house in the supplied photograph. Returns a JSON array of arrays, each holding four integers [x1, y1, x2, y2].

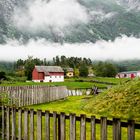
[[66, 68, 74, 77]]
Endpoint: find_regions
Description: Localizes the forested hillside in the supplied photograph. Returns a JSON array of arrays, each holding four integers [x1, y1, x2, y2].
[[0, 0, 140, 43]]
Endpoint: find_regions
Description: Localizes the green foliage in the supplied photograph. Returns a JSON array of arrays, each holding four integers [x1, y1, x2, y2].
[[15, 56, 93, 80], [115, 60, 140, 71], [24, 56, 35, 80], [84, 79, 140, 121], [0, 61, 15, 73], [18, 56, 45, 80], [53, 56, 92, 68], [0, 71, 6, 80], [74, 68, 80, 77], [28, 96, 90, 115], [0, 92, 11, 106], [79, 64, 89, 77], [27, 95, 140, 139], [94, 61, 117, 77]]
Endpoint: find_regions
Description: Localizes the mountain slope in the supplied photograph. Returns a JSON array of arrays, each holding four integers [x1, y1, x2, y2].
[[0, 0, 140, 43]]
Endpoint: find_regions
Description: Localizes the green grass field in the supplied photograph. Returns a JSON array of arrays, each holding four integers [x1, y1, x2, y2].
[[28, 96, 91, 115], [27, 95, 140, 140], [1, 77, 139, 139], [0, 77, 127, 89]]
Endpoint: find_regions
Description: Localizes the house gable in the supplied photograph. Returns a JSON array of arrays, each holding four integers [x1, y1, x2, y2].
[[32, 68, 44, 81]]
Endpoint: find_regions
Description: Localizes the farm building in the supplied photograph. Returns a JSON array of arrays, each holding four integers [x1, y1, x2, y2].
[[32, 66, 64, 82], [116, 71, 140, 79], [65, 68, 74, 77]]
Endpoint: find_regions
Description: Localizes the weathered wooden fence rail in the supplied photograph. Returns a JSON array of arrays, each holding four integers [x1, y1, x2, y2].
[[0, 85, 67, 107], [67, 88, 104, 96], [67, 89, 91, 96], [0, 106, 140, 140]]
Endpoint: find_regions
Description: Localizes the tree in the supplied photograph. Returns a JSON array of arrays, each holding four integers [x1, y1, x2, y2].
[[16, 59, 24, 68], [55, 56, 60, 65], [60, 55, 67, 66], [94, 62, 117, 77], [0, 71, 6, 80], [74, 68, 80, 77], [24, 56, 35, 80], [79, 65, 88, 77]]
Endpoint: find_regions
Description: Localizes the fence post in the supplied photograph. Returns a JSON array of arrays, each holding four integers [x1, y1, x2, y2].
[[80, 114, 86, 140], [58, 115, 61, 140], [60, 112, 66, 140], [2, 106, 5, 140], [113, 118, 121, 140], [45, 111, 50, 140], [30, 109, 34, 140], [128, 120, 135, 140], [12, 107, 16, 140], [24, 109, 29, 140], [53, 111, 57, 140], [37, 110, 42, 140], [101, 117, 107, 140], [70, 113, 76, 140], [6, 107, 10, 140], [91, 116, 96, 140], [18, 108, 22, 140]]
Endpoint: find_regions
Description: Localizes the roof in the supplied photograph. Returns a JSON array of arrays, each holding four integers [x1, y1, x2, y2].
[[66, 68, 74, 72], [118, 71, 140, 74], [35, 66, 64, 75]]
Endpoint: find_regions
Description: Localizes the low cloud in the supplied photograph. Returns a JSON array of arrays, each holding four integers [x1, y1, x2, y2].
[[13, 0, 89, 32], [0, 36, 140, 61], [89, 10, 117, 22], [116, 0, 140, 11]]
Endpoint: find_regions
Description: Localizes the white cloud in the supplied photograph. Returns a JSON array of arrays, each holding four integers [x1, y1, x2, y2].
[[0, 36, 140, 61], [13, 0, 89, 32], [89, 10, 117, 22], [116, 0, 140, 11]]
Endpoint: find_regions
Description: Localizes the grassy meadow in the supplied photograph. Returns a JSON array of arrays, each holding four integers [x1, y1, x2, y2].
[[0, 77, 127, 89], [1, 77, 140, 139], [27, 94, 140, 140]]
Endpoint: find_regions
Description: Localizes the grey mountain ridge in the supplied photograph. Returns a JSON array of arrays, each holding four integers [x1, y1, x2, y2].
[[0, 0, 140, 44]]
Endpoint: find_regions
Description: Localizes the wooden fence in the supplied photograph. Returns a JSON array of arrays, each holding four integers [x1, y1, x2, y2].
[[67, 89, 91, 96], [1, 106, 140, 140], [67, 88, 104, 96], [0, 85, 67, 107]]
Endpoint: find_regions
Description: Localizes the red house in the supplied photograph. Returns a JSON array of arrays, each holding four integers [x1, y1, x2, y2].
[[32, 66, 64, 82], [116, 71, 140, 79]]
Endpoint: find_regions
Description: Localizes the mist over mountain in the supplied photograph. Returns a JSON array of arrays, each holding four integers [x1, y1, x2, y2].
[[0, 0, 140, 44]]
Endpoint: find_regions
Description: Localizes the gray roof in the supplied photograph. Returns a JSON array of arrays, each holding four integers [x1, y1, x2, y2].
[[118, 71, 139, 74], [35, 66, 64, 75], [66, 68, 74, 72]]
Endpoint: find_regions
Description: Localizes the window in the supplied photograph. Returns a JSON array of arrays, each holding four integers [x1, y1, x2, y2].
[[59, 76, 61, 78], [50, 76, 52, 78]]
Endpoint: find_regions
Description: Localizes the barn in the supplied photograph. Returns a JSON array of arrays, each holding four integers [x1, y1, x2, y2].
[[32, 66, 64, 82], [116, 71, 140, 79]]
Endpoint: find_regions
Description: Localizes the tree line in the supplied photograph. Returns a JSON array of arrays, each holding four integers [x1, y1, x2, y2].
[[14, 56, 118, 80], [2, 56, 139, 81]]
